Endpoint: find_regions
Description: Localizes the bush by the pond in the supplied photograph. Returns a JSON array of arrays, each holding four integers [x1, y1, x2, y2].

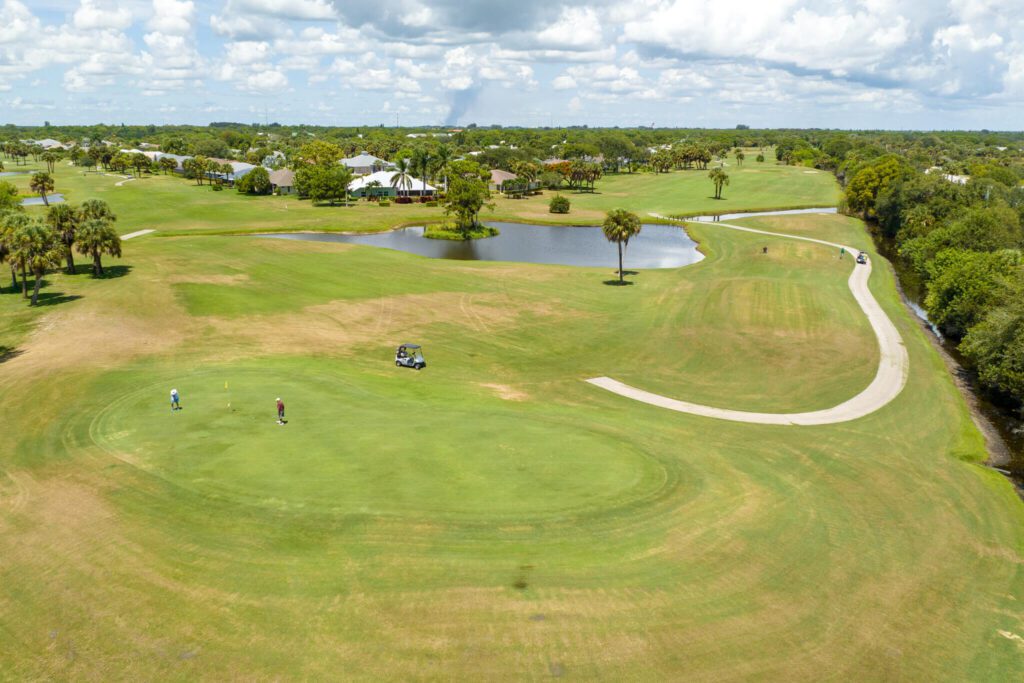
[[378, 201, 391, 207], [549, 195, 570, 214], [423, 222, 499, 240]]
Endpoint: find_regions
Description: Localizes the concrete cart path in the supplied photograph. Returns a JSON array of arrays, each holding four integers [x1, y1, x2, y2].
[[585, 214, 909, 426], [122, 229, 155, 240]]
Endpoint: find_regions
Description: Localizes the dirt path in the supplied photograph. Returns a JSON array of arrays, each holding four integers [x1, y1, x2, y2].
[[586, 215, 909, 426]]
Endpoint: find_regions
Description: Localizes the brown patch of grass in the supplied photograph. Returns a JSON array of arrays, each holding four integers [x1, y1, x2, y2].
[[479, 383, 530, 401], [168, 273, 250, 285], [201, 292, 562, 358]]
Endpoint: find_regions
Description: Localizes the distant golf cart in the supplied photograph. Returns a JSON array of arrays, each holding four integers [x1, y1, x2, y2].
[[856, 251, 868, 264], [395, 343, 426, 370]]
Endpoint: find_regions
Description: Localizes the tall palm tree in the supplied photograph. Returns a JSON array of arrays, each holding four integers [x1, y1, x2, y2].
[[46, 203, 79, 274], [390, 158, 414, 199], [0, 210, 28, 291], [30, 171, 55, 206], [75, 218, 122, 277], [602, 209, 642, 284], [411, 148, 433, 197], [41, 151, 58, 173], [10, 217, 62, 305], [433, 145, 452, 192], [708, 167, 730, 199]]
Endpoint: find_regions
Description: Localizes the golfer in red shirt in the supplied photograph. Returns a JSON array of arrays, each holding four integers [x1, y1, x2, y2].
[[276, 397, 285, 423]]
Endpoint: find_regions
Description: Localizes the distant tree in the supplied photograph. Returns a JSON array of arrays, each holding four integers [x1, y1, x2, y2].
[[237, 166, 272, 195], [41, 151, 59, 173], [411, 148, 433, 196], [158, 156, 177, 175], [297, 140, 343, 167], [75, 217, 122, 277], [735, 150, 745, 167], [46, 203, 79, 273], [432, 145, 453, 191], [756, 153, 765, 163], [443, 176, 492, 235], [602, 209, 642, 284], [651, 149, 674, 173], [30, 171, 55, 206], [708, 167, 730, 199], [130, 152, 150, 177]]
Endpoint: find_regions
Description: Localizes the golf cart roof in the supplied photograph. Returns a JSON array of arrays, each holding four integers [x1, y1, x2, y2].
[[399, 343, 421, 349]]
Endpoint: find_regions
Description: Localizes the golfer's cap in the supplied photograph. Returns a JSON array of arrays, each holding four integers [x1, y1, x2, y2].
[[276, 397, 281, 401]]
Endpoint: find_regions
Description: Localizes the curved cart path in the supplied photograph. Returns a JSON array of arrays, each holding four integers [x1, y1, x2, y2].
[[585, 214, 909, 426]]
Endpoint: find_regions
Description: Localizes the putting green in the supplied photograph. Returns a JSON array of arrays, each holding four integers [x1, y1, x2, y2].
[[89, 365, 668, 519]]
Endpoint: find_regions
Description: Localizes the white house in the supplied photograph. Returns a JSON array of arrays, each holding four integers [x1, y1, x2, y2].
[[348, 170, 435, 198]]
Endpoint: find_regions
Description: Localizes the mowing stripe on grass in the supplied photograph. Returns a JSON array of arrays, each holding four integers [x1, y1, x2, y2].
[[586, 215, 909, 425]]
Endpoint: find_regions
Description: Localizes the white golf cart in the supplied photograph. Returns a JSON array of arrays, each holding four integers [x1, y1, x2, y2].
[[395, 343, 426, 370]]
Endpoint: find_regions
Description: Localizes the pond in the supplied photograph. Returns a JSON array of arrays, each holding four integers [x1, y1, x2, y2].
[[263, 221, 705, 269], [20, 193, 66, 206]]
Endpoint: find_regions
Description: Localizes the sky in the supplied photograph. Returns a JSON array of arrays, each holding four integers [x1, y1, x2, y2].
[[1, 0, 1022, 129]]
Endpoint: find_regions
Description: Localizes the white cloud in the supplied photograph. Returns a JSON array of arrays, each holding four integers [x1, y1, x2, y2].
[[148, 0, 194, 35], [535, 7, 602, 49], [73, 0, 133, 31]]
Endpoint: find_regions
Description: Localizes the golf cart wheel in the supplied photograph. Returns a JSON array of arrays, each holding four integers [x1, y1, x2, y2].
[[396, 361, 402, 367], [415, 363, 423, 370]]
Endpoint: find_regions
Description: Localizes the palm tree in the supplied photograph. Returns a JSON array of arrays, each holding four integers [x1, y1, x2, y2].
[[709, 167, 730, 199], [411, 148, 433, 197], [30, 171, 55, 206], [159, 157, 177, 175], [80, 199, 116, 224], [75, 218, 122, 277], [0, 210, 28, 291], [390, 158, 414, 200], [10, 217, 62, 305], [46, 203, 79, 274], [735, 150, 745, 167], [41, 151, 59, 173], [433, 145, 453, 192], [602, 209, 642, 284]]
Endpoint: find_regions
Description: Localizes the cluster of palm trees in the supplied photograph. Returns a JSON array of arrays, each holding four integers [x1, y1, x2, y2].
[[0, 199, 121, 305], [390, 146, 456, 199], [651, 144, 717, 173], [182, 156, 234, 187], [29, 172, 55, 206], [0, 141, 36, 166]]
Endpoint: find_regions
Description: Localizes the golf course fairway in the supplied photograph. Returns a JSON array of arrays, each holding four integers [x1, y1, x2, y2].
[[0, 164, 1022, 680]]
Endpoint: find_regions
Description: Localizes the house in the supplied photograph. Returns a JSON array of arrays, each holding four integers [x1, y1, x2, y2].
[[348, 170, 435, 198], [490, 169, 518, 189], [34, 138, 66, 150], [269, 168, 295, 195], [207, 159, 257, 183], [340, 152, 393, 175]]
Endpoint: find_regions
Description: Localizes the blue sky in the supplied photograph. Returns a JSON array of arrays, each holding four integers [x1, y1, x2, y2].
[[2, 0, 1023, 129]]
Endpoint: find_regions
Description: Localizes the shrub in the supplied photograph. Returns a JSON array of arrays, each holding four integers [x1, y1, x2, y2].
[[378, 201, 391, 207], [395, 196, 413, 204], [756, 153, 765, 162], [549, 194, 570, 214], [425, 200, 438, 207]]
